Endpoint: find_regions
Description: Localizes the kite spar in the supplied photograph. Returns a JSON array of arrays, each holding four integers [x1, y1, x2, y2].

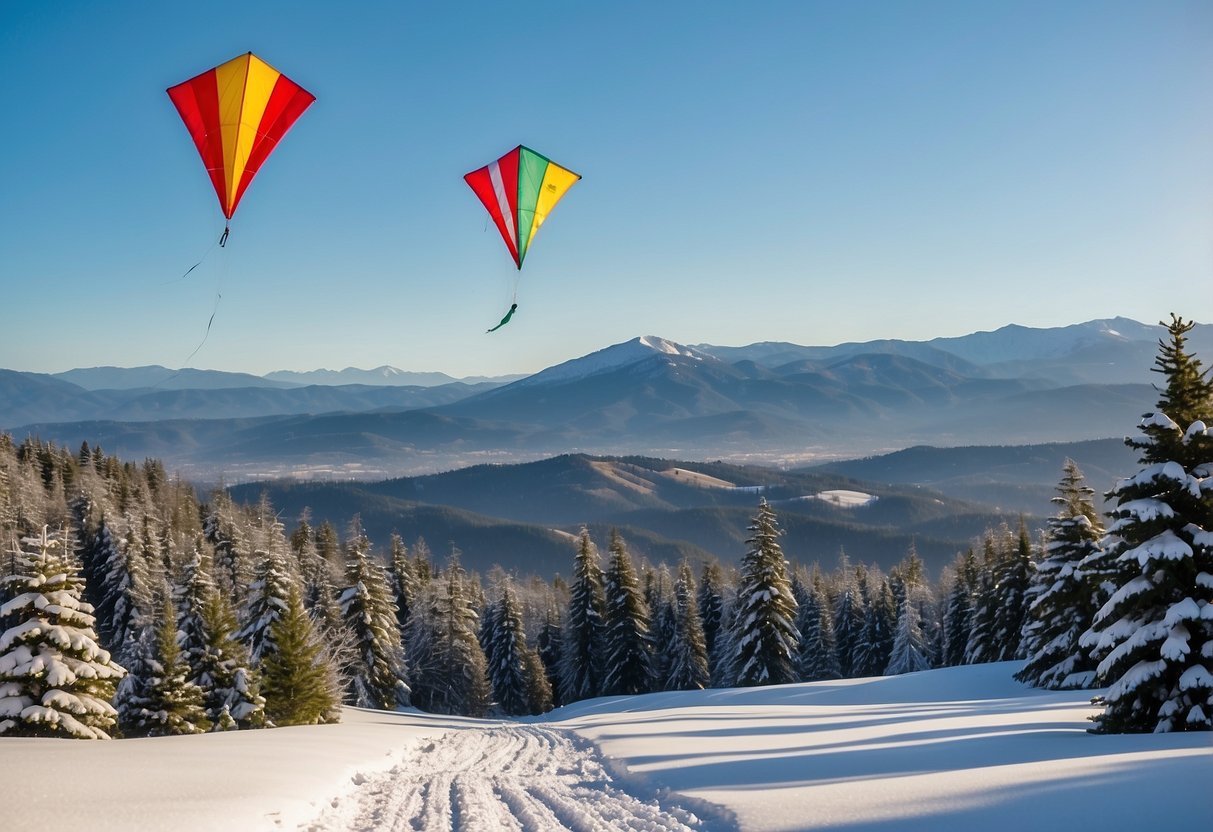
[[464, 145, 580, 331]]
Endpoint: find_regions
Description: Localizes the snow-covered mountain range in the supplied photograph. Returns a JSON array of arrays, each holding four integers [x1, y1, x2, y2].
[[5, 317, 1210, 477]]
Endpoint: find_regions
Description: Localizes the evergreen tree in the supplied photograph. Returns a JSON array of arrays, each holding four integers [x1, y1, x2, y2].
[[535, 604, 564, 707], [1016, 460, 1106, 689], [237, 542, 296, 665], [1082, 315, 1213, 733], [885, 593, 932, 675], [797, 579, 842, 681], [601, 530, 654, 696], [338, 521, 409, 710], [991, 518, 1036, 660], [697, 561, 725, 662], [485, 583, 551, 715], [832, 554, 866, 677], [115, 588, 210, 737], [387, 533, 417, 637], [260, 584, 341, 726], [174, 545, 265, 729], [665, 562, 710, 690], [852, 577, 896, 677], [943, 550, 978, 667], [559, 528, 607, 704], [0, 528, 125, 739], [95, 516, 153, 662], [408, 555, 491, 717], [728, 499, 800, 687], [203, 490, 251, 601], [964, 532, 1003, 665]]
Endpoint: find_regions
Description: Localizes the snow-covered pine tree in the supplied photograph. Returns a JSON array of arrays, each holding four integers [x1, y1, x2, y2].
[[486, 582, 551, 715], [709, 584, 740, 687], [260, 582, 342, 726], [647, 566, 676, 687], [601, 530, 654, 696], [964, 531, 1004, 665], [1016, 460, 1106, 689], [95, 515, 153, 663], [797, 578, 842, 681], [237, 539, 296, 665], [943, 549, 978, 666], [387, 533, 416, 637], [202, 489, 251, 602], [665, 561, 710, 690], [536, 604, 564, 707], [559, 528, 607, 704], [0, 527, 125, 739], [697, 561, 725, 663], [852, 577, 896, 677], [729, 499, 800, 687], [832, 553, 866, 678], [408, 555, 491, 717], [1082, 314, 1213, 733], [175, 547, 265, 730], [338, 520, 409, 710], [115, 585, 210, 737], [885, 592, 932, 675], [990, 518, 1036, 660]]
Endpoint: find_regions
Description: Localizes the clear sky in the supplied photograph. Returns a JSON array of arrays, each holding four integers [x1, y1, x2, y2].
[[2, 1, 1211, 378]]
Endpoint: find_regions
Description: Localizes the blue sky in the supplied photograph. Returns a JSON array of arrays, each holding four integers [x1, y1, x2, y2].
[[2, 1, 1211, 377]]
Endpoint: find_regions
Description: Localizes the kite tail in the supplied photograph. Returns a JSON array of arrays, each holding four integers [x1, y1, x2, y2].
[[487, 303, 518, 333], [218, 224, 229, 247]]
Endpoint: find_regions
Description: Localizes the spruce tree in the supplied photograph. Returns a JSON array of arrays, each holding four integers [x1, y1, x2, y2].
[[665, 561, 710, 690], [0, 528, 125, 739], [601, 530, 654, 696], [697, 561, 725, 662], [797, 579, 842, 681], [991, 518, 1036, 660], [943, 549, 978, 666], [387, 533, 417, 637], [115, 588, 210, 737], [559, 528, 607, 704], [885, 593, 932, 675], [832, 554, 866, 677], [96, 516, 153, 662], [964, 532, 1003, 664], [260, 584, 341, 726], [338, 522, 409, 710], [535, 604, 565, 707], [486, 583, 551, 715], [237, 543, 296, 665], [1016, 460, 1106, 689], [852, 578, 896, 677], [729, 499, 800, 687], [408, 555, 491, 717], [1082, 315, 1213, 733]]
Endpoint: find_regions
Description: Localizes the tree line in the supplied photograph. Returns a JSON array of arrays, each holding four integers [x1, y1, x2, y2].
[[0, 316, 1208, 738]]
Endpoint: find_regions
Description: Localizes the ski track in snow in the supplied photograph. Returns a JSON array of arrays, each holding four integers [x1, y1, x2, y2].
[[301, 724, 716, 832]]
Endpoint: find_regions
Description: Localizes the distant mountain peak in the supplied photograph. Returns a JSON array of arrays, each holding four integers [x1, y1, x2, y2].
[[514, 336, 710, 388]]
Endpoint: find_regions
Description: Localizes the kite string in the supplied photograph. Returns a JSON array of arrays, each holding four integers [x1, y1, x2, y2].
[[153, 236, 228, 389]]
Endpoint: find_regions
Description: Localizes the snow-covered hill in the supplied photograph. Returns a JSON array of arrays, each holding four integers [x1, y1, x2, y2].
[[1, 662, 1205, 831]]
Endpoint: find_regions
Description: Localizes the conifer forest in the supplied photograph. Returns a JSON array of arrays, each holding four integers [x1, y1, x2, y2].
[[1, 316, 1209, 740]]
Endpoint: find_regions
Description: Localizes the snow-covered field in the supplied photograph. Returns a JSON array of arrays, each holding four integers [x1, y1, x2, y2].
[[0, 662, 1207, 832]]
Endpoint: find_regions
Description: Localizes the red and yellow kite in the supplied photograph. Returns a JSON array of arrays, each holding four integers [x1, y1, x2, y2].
[[168, 52, 315, 231], [464, 145, 581, 270]]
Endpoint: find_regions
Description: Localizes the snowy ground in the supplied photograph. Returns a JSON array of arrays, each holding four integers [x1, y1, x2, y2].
[[0, 663, 1208, 831]]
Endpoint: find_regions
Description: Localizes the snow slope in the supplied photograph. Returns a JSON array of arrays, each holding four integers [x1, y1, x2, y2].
[[550, 662, 1212, 832], [0, 663, 1207, 832]]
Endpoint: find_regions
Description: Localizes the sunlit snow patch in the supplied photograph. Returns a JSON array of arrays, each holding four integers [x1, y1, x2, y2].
[[810, 489, 877, 508]]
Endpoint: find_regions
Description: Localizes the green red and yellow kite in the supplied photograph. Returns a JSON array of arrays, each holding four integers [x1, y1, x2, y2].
[[464, 146, 581, 270]]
